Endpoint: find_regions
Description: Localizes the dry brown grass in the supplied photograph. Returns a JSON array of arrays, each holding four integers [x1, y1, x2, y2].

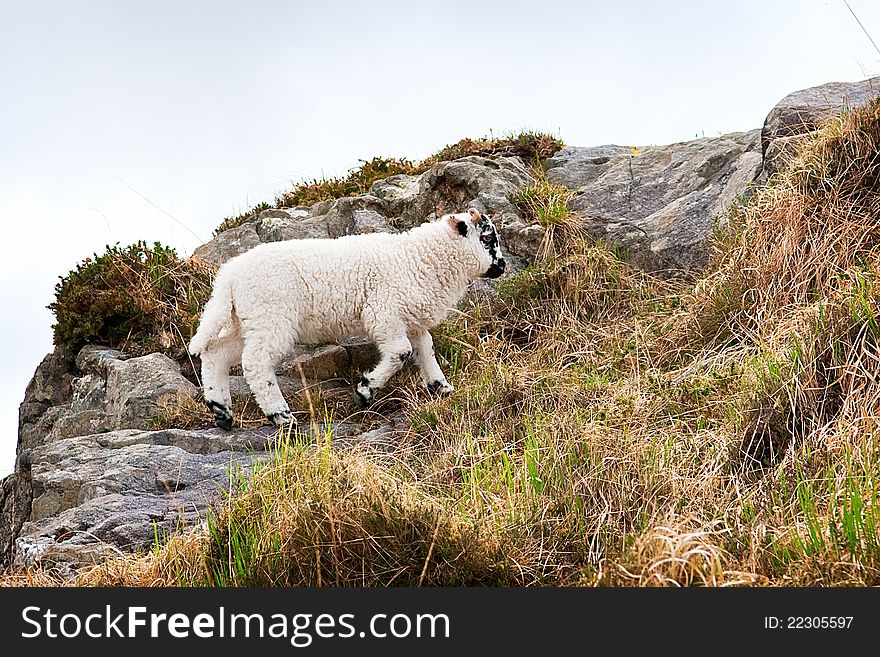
[[14, 102, 880, 588], [217, 132, 564, 234]]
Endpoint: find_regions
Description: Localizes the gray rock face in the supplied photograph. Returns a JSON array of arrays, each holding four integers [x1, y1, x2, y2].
[[762, 76, 880, 175], [0, 464, 32, 564], [547, 131, 763, 273], [24, 349, 201, 450], [11, 420, 374, 571], [15, 426, 273, 570], [18, 347, 75, 456], [192, 223, 262, 266], [104, 353, 198, 427], [397, 156, 537, 262], [0, 337, 396, 570]]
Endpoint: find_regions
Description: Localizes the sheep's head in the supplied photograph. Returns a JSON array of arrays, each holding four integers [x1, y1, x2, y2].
[[446, 207, 506, 279]]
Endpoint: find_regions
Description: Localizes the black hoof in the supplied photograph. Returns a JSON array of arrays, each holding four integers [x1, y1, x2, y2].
[[207, 401, 233, 431], [427, 380, 454, 395], [267, 411, 294, 427], [353, 388, 370, 408]]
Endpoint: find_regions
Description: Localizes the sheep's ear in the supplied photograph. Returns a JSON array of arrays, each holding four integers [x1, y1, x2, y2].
[[447, 214, 468, 237], [468, 207, 482, 224]]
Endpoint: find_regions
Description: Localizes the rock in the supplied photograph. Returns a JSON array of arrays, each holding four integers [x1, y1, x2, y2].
[[370, 174, 421, 216], [277, 344, 350, 381], [192, 222, 262, 266], [17, 346, 75, 462], [45, 408, 117, 443], [407, 156, 533, 221], [544, 145, 633, 189], [254, 207, 329, 242], [0, 463, 32, 565], [254, 207, 309, 240], [74, 345, 125, 376], [762, 75, 880, 174], [372, 155, 537, 263], [10, 423, 361, 570], [229, 375, 304, 407], [317, 195, 394, 238], [549, 130, 763, 274], [104, 353, 199, 427], [339, 336, 380, 376]]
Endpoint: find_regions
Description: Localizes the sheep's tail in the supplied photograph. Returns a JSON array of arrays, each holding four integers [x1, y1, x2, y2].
[[188, 271, 236, 356]]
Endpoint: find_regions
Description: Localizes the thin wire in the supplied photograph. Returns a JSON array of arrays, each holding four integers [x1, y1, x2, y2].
[[843, 0, 880, 58], [116, 176, 204, 243]]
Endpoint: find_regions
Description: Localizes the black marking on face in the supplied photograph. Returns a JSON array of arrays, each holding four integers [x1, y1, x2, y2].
[[456, 220, 469, 237], [360, 376, 371, 388], [267, 381, 275, 387], [477, 218, 505, 278], [398, 350, 413, 365], [484, 261, 506, 278], [427, 380, 445, 392]]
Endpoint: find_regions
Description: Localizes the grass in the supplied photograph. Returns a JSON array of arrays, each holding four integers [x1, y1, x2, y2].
[[15, 103, 880, 587], [214, 131, 564, 235]]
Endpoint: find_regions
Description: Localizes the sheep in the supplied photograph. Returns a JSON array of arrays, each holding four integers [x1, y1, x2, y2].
[[188, 207, 506, 429]]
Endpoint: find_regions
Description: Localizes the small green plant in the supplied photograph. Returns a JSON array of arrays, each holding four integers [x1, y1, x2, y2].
[[49, 240, 215, 355]]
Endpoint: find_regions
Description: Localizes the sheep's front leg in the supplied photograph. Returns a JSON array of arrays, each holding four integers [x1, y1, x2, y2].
[[355, 333, 412, 407], [241, 336, 293, 426], [409, 330, 454, 395]]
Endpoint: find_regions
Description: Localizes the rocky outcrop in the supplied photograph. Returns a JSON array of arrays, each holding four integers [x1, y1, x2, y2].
[[14, 423, 371, 571], [193, 133, 766, 276], [4, 76, 880, 573], [762, 75, 880, 175], [0, 462, 32, 565], [546, 131, 764, 273], [0, 334, 400, 571], [195, 156, 538, 268]]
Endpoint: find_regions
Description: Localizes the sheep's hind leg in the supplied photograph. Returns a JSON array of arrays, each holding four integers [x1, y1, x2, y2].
[[241, 336, 293, 427], [200, 338, 242, 430], [409, 330, 454, 396], [355, 332, 412, 407]]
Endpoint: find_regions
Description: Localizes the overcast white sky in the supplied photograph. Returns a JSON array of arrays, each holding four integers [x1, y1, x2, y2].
[[2, 0, 880, 475]]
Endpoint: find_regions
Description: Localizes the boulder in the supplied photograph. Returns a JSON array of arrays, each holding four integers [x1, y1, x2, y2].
[[316, 195, 394, 238], [12, 422, 368, 571], [547, 130, 763, 274], [104, 353, 199, 428], [192, 222, 262, 266], [761, 75, 880, 175], [370, 174, 421, 217], [395, 156, 537, 261], [277, 344, 350, 381]]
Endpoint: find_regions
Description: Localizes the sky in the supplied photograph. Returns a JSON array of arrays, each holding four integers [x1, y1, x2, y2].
[[2, 0, 880, 475]]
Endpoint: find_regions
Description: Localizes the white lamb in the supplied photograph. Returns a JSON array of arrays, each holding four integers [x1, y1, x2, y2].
[[188, 207, 506, 429]]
